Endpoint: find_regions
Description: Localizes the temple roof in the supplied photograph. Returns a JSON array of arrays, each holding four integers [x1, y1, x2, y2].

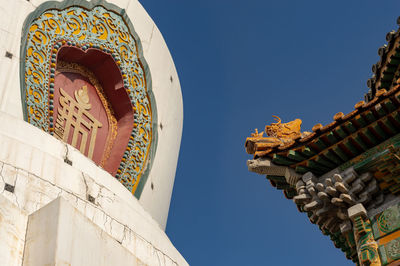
[[245, 18, 400, 200], [244, 17, 400, 264], [246, 86, 400, 177], [246, 19, 400, 177], [366, 18, 400, 101]]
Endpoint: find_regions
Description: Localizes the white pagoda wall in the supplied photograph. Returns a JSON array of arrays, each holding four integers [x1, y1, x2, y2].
[[0, 195, 27, 266], [23, 197, 140, 266], [0, 111, 187, 265], [0, 0, 186, 265], [0, 0, 183, 230]]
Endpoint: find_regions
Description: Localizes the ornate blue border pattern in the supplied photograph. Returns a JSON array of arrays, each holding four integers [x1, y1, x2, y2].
[[20, 0, 158, 198]]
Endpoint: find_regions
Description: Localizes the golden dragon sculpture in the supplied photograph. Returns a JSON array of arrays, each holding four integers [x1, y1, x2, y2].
[[245, 116, 311, 155]]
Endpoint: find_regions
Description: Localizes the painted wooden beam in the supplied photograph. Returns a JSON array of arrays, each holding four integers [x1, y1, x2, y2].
[[363, 111, 376, 123], [342, 140, 360, 156], [323, 149, 344, 165], [372, 123, 388, 139], [360, 128, 378, 146], [332, 145, 350, 161], [287, 150, 307, 162], [353, 135, 368, 151], [325, 132, 338, 145], [375, 104, 387, 117], [344, 122, 357, 134], [315, 155, 337, 168], [354, 115, 367, 128], [307, 160, 331, 173], [334, 126, 348, 139], [311, 138, 327, 151], [382, 98, 397, 112], [382, 117, 397, 135], [295, 165, 310, 174], [392, 111, 400, 124], [272, 154, 296, 166]]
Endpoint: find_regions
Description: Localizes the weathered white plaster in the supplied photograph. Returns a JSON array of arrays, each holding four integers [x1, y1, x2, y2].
[[0, 53, 23, 119], [126, 0, 155, 53], [0, 194, 28, 266], [0, 0, 183, 230], [130, 2, 183, 228], [23, 197, 142, 266], [0, 111, 188, 265], [28, 0, 63, 8]]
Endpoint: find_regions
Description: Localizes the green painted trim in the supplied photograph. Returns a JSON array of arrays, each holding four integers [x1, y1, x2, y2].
[[315, 155, 337, 168], [344, 122, 357, 133], [335, 126, 348, 139], [382, 72, 394, 82], [323, 150, 343, 165], [340, 133, 400, 172], [378, 245, 388, 266], [301, 146, 316, 157], [385, 63, 397, 73], [353, 135, 368, 151], [383, 98, 396, 112], [306, 160, 329, 173], [382, 117, 397, 135], [20, 0, 158, 199], [295, 165, 309, 174], [375, 104, 387, 117], [266, 175, 286, 182], [272, 154, 295, 165], [355, 115, 367, 128], [362, 128, 378, 145], [287, 150, 307, 161], [312, 138, 327, 151], [373, 123, 389, 139], [343, 139, 359, 156], [392, 111, 400, 124], [364, 111, 376, 123], [333, 145, 350, 161], [326, 132, 338, 145]]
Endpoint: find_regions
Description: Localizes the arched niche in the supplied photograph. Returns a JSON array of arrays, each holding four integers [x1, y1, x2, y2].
[[20, 0, 157, 197]]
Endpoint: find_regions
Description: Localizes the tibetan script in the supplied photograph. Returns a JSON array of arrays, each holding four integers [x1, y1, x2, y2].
[[54, 86, 102, 159]]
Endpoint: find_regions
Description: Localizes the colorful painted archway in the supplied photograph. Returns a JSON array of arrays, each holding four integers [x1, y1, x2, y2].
[[20, 0, 157, 197]]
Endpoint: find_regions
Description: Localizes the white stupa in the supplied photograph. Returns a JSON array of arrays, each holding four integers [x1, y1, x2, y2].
[[0, 0, 186, 265]]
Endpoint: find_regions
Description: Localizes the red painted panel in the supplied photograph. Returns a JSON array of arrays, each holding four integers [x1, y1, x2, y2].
[[53, 72, 109, 165], [54, 46, 135, 176]]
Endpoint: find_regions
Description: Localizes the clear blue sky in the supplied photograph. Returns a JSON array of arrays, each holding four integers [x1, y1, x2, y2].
[[141, 1, 400, 265]]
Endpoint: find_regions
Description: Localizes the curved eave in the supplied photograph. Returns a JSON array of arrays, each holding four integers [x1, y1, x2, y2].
[[247, 86, 400, 176]]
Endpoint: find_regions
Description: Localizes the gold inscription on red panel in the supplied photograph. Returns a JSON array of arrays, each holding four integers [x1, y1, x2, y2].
[[54, 86, 102, 159]]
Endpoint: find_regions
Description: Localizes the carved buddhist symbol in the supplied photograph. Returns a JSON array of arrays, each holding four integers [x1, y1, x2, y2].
[[54, 86, 102, 159]]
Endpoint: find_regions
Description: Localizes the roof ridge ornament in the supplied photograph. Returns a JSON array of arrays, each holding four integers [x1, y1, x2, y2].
[[245, 116, 311, 154]]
